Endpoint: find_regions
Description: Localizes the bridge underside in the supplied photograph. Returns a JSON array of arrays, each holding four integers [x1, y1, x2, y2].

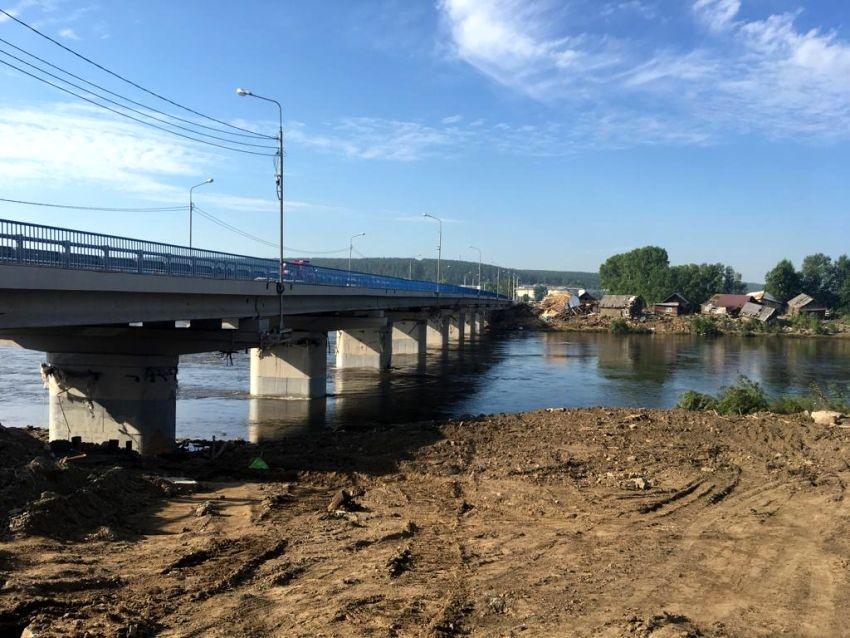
[[1, 264, 505, 454]]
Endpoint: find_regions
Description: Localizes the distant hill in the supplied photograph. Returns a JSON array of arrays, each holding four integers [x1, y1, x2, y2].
[[306, 257, 600, 291]]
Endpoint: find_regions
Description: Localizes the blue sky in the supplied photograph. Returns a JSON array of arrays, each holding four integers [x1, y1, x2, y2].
[[1, 0, 849, 280]]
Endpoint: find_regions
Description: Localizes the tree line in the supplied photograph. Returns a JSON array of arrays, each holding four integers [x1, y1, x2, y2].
[[765, 254, 850, 311], [599, 246, 745, 306]]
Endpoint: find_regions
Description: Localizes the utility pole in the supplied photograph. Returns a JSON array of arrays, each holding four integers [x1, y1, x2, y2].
[[348, 232, 366, 286], [422, 213, 442, 291], [188, 178, 213, 248]]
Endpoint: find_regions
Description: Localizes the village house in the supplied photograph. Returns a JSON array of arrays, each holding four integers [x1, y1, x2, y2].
[[599, 295, 644, 318], [515, 285, 538, 302], [740, 301, 778, 323], [700, 294, 754, 317], [786, 293, 828, 318], [577, 289, 597, 310], [651, 292, 691, 316], [750, 290, 784, 311]]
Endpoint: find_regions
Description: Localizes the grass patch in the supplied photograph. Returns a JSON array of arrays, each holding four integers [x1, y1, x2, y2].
[[609, 318, 649, 335], [678, 377, 850, 415], [690, 315, 721, 336]]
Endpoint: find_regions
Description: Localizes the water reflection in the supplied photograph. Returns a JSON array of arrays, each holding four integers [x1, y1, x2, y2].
[[1, 333, 849, 439]]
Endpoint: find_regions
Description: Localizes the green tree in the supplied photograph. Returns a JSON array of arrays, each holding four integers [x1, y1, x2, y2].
[[764, 259, 801, 302], [533, 284, 548, 302], [722, 265, 746, 295], [599, 246, 671, 304], [800, 253, 837, 305], [670, 263, 728, 306]]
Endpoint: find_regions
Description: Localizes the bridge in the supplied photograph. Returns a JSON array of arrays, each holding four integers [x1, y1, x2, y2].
[[0, 218, 509, 453]]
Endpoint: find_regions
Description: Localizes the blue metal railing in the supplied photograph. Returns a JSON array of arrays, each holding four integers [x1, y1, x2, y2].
[[0, 217, 504, 298]]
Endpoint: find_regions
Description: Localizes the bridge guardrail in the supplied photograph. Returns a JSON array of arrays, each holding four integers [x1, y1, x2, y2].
[[0, 218, 505, 299]]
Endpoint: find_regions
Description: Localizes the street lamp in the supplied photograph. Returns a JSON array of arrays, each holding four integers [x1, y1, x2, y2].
[[422, 213, 442, 291], [348, 232, 366, 284], [188, 178, 213, 248], [409, 254, 422, 280], [235, 88, 284, 283], [469, 245, 482, 294]]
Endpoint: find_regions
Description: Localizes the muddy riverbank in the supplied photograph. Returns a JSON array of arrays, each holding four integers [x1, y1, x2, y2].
[[2, 407, 850, 636]]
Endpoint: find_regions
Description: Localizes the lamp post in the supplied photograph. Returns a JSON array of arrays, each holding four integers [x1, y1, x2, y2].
[[348, 232, 365, 285], [235, 88, 284, 283], [469, 245, 482, 293], [188, 178, 213, 248], [422, 213, 442, 291], [409, 254, 422, 279]]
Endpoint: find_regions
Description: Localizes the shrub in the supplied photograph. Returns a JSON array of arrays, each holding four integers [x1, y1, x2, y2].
[[770, 395, 817, 414], [715, 377, 770, 415], [609, 318, 631, 335], [690, 315, 721, 336], [791, 314, 831, 335], [677, 390, 718, 412]]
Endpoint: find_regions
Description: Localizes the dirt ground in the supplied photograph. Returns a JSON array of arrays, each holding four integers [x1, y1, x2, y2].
[[3, 407, 850, 637]]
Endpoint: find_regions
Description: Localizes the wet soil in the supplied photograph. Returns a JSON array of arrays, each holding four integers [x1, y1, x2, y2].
[[2, 408, 850, 637]]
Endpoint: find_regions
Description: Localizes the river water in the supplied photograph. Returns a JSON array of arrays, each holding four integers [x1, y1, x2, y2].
[[1, 332, 848, 441]]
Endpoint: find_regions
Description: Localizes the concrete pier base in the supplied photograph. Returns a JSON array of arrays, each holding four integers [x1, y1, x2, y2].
[[44, 352, 178, 455], [391, 320, 426, 356], [249, 332, 328, 399], [336, 323, 392, 369], [466, 312, 479, 340], [448, 311, 466, 344], [426, 316, 449, 349]]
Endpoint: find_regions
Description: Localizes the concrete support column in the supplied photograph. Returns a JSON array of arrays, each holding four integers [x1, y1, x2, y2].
[[336, 322, 392, 370], [391, 320, 426, 356], [426, 315, 449, 349], [250, 332, 328, 399], [466, 312, 479, 340], [44, 353, 178, 455], [448, 310, 466, 344]]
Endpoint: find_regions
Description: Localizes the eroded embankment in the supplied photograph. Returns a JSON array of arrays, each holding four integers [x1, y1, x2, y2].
[[2, 408, 850, 637]]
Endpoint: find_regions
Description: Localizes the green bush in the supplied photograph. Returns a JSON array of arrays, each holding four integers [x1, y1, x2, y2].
[[678, 378, 848, 416], [609, 318, 631, 334], [716, 377, 770, 415], [690, 315, 721, 336], [677, 390, 718, 412], [791, 314, 831, 335]]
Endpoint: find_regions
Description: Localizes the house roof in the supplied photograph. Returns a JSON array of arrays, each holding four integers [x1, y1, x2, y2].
[[741, 302, 777, 322], [704, 294, 752, 310], [787, 293, 815, 308], [659, 292, 690, 306], [599, 295, 639, 309]]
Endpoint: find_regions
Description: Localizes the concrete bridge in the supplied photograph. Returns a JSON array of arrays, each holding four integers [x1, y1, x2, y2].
[[0, 218, 508, 453]]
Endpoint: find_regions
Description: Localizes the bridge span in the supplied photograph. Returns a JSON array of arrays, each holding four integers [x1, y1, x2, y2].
[[0, 218, 509, 453]]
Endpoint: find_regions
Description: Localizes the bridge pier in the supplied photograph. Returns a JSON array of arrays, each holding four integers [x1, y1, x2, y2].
[[391, 320, 426, 356], [466, 312, 479, 340], [426, 315, 449, 349], [448, 310, 466, 344], [44, 352, 178, 455], [249, 332, 328, 399], [336, 323, 392, 370]]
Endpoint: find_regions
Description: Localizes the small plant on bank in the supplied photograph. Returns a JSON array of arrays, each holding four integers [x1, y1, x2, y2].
[[676, 390, 718, 412], [690, 315, 721, 336], [715, 377, 770, 415], [790, 314, 831, 335], [609, 318, 631, 335], [678, 378, 849, 415]]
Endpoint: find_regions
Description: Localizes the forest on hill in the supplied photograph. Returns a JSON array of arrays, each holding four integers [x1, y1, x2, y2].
[[306, 257, 600, 294]]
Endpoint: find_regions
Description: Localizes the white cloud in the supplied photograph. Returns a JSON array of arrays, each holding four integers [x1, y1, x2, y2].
[[693, 0, 740, 32], [0, 103, 214, 197], [58, 27, 79, 40], [438, 0, 850, 143]]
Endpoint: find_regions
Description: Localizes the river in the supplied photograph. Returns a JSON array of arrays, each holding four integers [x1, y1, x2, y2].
[[1, 332, 848, 440]]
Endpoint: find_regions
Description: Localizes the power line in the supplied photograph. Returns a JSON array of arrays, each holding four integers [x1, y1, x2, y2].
[[0, 36, 275, 141], [0, 47, 278, 150], [0, 8, 271, 139], [0, 197, 186, 212], [0, 58, 277, 157], [193, 206, 350, 255]]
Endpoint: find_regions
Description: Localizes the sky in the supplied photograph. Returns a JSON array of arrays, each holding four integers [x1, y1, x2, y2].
[[1, 0, 849, 281]]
